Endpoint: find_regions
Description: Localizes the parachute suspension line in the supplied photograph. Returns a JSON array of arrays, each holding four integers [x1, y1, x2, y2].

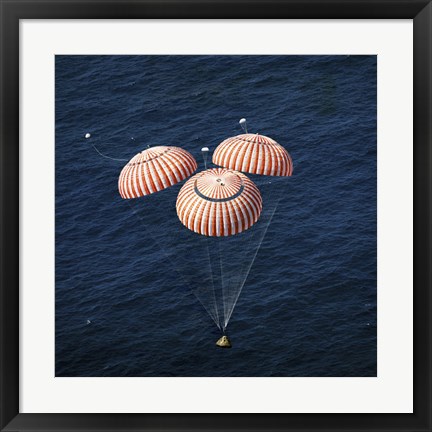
[[219, 212, 260, 329], [232, 178, 283, 299], [195, 247, 221, 330], [217, 237, 228, 330], [221, 178, 285, 330], [192, 289, 222, 330], [190, 234, 221, 330], [223, 198, 280, 329], [207, 236, 228, 330], [221, 229, 256, 330], [125, 200, 221, 329], [91, 143, 128, 162], [204, 236, 221, 329]]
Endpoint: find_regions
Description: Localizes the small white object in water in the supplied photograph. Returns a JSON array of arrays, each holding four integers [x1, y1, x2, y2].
[[239, 118, 248, 133], [201, 147, 209, 152], [86, 319, 91, 325], [85, 133, 91, 139]]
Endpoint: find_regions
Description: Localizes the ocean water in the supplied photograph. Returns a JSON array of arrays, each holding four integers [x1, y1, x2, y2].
[[55, 55, 377, 377]]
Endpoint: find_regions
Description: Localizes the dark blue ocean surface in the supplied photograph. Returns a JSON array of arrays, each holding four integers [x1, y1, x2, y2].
[[55, 55, 376, 377]]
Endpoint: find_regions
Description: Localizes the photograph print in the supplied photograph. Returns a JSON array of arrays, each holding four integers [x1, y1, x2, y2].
[[55, 55, 377, 377]]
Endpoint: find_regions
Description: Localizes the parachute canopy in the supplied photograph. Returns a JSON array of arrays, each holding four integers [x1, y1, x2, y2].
[[176, 167, 262, 237], [213, 133, 293, 177], [118, 146, 197, 199]]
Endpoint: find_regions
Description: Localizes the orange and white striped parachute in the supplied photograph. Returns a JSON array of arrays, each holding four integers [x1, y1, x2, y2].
[[118, 146, 197, 199], [176, 167, 262, 237], [213, 133, 293, 176]]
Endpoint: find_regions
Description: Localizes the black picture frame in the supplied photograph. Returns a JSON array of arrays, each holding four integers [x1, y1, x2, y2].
[[1, 1, 430, 431]]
